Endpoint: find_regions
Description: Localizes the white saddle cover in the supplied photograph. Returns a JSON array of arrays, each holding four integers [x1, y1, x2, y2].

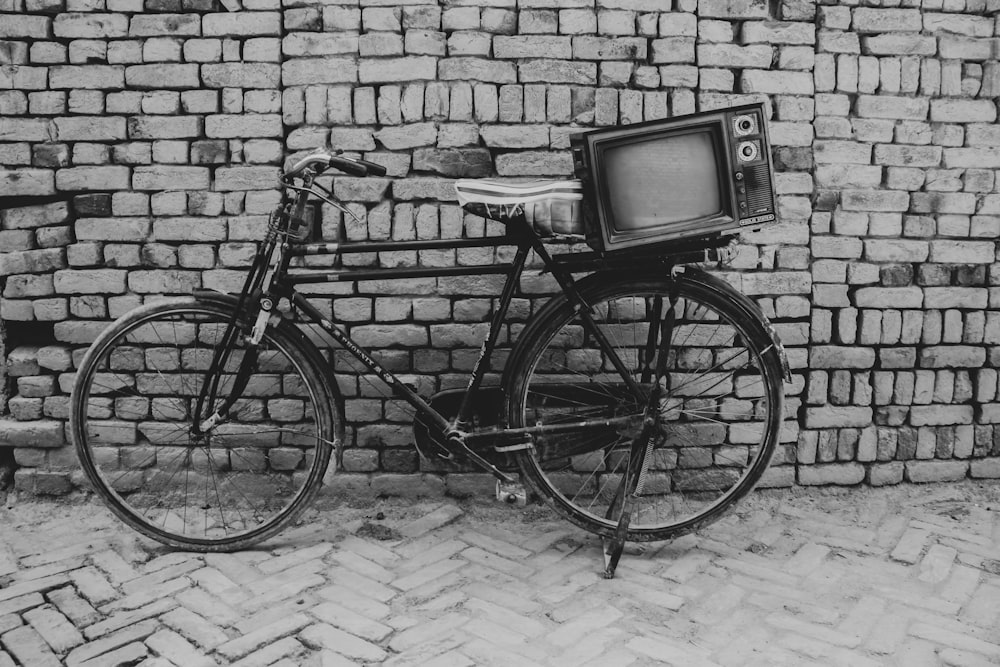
[[454, 179, 585, 237]]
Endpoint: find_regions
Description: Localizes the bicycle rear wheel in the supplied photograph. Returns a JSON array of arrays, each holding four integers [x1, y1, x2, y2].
[[506, 273, 784, 542], [70, 297, 339, 551]]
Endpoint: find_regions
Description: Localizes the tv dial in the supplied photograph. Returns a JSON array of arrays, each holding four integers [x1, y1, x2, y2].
[[734, 114, 757, 136], [738, 141, 758, 162]]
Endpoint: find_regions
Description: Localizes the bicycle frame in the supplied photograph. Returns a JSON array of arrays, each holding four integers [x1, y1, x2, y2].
[[214, 218, 734, 485], [197, 161, 740, 486]]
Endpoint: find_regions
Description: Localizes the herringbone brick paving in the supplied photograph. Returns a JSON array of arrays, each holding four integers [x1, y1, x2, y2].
[[1, 481, 998, 666]]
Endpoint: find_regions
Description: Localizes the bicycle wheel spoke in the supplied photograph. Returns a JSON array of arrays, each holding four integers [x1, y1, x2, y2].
[[511, 277, 782, 542], [72, 299, 337, 550]]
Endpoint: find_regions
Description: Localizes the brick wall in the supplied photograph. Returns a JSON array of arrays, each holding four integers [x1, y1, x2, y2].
[[0, 0, 998, 496]]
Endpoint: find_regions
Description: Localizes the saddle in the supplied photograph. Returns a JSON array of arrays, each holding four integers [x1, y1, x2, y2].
[[454, 179, 585, 237]]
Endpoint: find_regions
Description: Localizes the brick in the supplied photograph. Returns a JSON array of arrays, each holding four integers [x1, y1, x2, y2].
[[133, 166, 210, 191], [697, 43, 772, 68], [943, 149, 1000, 170], [650, 37, 694, 64], [810, 346, 876, 369], [970, 458, 1000, 478], [814, 140, 872, 165], [283, 32, 357, 57], [53, 269, 127, 294], [126, 116, 200, 140], [0, 249, 65, 277], [216, 614, 312, 661], [360, 56, 437, 84], [841, 190, 910, 212], [128, 270, 200, 294], [741, 70, 813, 95], [282, 58, 358, 85], [496, 151, 572, 176], [919, 347, 986, 370], [48, 61, 117, 90], [866, 35, 935, 60], [804, 407, 873, 428], [852, 8, 922, 33], [799, 463, 865, 485], [698, 0, 770, 19], [939, 37, 993, 61], [214, 166, 280, 191], [299, 623, 387, 662], [1, 625, 60, 667], [494, 35, 570, 59], [929, 241, 994, 264], [76, 218, 150, 242], [518, 60, 595, 85], [924, 287, 988, 309], [152, 218, 227, 242], [1, 203, 67, 233], [574, 36, 648, 61], [205, 114, 282, 139], [0, 420, 65, 448], [24, 604, 83, 653], [3, 274, 52, 299], [742, 21, 814, 45], [855, 95, 927, 120], [374, 123, 437, 150], [930, 100, 997, 124], [203, 11, 280, 36], [202, 63, 281, 89], [125, 64, 199, 89], [855, 286, 923, 309], [818, 31, 859, 54], [864, 240, 928, 263], [905, 460, 969, 483], [129, 14, 200, 36], [873, 145, 941, 168], [54, 12, 128, 38], [0, 169, 55, 196], [479, 124, 549, 149], [811, 237, 862, 259]]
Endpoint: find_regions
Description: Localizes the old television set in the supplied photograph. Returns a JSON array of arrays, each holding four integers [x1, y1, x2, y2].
[[571, 102, 778, 254]]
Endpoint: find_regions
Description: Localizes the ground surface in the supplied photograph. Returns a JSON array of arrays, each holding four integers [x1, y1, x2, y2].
[[1, 481, 999, 666]]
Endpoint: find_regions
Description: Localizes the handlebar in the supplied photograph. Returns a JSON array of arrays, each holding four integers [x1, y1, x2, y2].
[[284, 150, 388, 181]]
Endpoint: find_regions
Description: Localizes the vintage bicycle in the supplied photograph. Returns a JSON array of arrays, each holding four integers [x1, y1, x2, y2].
[[70, 148, 788, 578]]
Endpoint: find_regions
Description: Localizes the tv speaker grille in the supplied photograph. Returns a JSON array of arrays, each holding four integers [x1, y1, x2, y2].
[[745, 164, 773, 213]]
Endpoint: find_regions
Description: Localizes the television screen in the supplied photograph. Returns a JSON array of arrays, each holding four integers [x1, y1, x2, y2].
[[603, 130, 723, 231]]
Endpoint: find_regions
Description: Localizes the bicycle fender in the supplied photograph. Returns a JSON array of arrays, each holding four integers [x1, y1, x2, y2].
[[673, 267, 791, 383], [191, 289, 344, 402], [502, 270, 790, 388]]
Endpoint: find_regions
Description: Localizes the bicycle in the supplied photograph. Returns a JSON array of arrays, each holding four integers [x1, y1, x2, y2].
[[70, 149, 789, 578]]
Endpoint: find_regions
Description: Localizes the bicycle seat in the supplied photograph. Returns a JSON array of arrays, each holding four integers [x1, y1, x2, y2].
[[455, 179, 585, 237]]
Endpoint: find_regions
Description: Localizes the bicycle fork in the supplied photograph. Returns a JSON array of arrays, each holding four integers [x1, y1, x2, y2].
[[603, 279, 680, 579]]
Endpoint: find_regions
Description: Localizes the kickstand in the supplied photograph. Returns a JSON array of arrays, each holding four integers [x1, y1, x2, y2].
[[602, 536, 624, 579], [602, 500, 632, 579]]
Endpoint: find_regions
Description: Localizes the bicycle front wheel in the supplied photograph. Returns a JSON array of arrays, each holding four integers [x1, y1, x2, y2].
[[70, 297, 339, 551], [506, 274, 785, 542]]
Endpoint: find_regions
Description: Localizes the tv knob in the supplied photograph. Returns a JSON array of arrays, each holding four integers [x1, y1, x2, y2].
[[734, 114, 757, 136], [738, 141, 758, 162], [734, 172, 744, 181]]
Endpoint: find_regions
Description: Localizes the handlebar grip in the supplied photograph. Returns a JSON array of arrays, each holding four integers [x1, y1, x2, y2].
[[327, 156, 368, 177], [356, 159, 388, 177]]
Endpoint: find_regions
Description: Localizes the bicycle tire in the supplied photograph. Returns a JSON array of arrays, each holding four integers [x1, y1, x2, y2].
[[70, 296, 340, 551], [506, 273, 784, 542]]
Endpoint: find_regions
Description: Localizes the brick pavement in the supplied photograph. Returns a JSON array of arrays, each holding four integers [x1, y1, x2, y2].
[[0, 481, 998, 666]]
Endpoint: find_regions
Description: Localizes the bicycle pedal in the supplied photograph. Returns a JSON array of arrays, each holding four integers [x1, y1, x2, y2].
[[496, 480, 526, 507]]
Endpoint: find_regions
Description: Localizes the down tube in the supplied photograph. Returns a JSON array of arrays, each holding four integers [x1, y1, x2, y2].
[[290, 293, 451, 432]]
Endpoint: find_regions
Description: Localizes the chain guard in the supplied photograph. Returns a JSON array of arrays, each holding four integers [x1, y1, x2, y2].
[[412, 388, 518, 470]]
